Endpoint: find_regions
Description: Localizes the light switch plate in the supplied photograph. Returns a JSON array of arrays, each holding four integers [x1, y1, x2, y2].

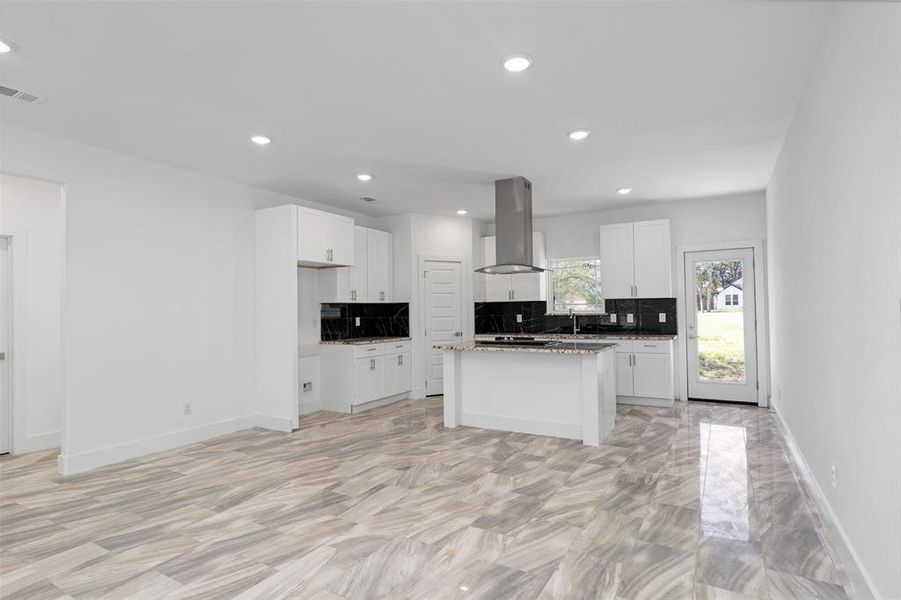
[[627, 313, 634, 323], [659, 313, 666, 323], [355, 316, 361, 327], [516, 314, 523, 323], [610, 313, 617, 323]]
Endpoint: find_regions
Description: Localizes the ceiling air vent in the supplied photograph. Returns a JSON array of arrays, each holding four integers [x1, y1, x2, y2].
[[360, 197, 378, 203], [0, 85, 45, 104]]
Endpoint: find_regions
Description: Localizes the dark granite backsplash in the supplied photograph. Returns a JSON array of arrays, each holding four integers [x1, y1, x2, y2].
[[321, 303, 409, 341], [474, 298, 677, 335]]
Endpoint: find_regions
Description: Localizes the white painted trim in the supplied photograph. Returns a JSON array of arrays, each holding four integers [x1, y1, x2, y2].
[[0, 229, 29, 455], [20, 430, 61, 453], [299, 400, 322, 416], [461, 412, 582, 440], [616, 396, 674, 408], [771, 405, 879, 600], [351, 392, 409, 414], [675, 239, 770, 407], [418, 254, 464, 397], [57, 415, 257, 475], [255, 413, 294, 432]]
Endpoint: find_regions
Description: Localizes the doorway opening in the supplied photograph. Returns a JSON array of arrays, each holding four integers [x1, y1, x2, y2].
[[684, 247, 760, 404]]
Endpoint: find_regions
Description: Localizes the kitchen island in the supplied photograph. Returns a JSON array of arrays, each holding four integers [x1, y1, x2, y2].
[[434, 340, 617, 445]]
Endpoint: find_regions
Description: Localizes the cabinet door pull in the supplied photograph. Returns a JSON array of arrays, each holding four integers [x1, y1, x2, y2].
[[398, 355, 403, 365], [370, 358, 375, 370]]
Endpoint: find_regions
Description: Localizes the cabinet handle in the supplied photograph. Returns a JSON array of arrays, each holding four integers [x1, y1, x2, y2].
[[367, 348, 377, 352], [370, 358, 375, 370], [380, 291, 385, 301], [395, 344, 404, 348], [398, 355, 403, 365], [511, 290, 515, 300]]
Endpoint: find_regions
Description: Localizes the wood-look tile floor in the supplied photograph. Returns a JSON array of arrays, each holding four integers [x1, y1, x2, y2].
[[1, 399, 855, 599]]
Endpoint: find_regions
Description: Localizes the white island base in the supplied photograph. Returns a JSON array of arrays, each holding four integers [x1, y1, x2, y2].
[[439, 343, 617, 445]]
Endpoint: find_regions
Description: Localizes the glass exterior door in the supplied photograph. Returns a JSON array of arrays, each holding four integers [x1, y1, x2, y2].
[[684, 248, 758, 403]]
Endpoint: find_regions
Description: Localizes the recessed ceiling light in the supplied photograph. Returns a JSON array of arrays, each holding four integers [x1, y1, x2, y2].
[[568, 130, 590, 141], [250, 135, 271, 145], [617, 187, 632, 195], [503, 54, 532, 72], [0, 40, 11, 54], [456, 209, 468, 216], [356, 173, 373, 182]]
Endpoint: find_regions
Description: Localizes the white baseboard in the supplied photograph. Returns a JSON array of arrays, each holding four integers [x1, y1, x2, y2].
[[772, 406, 879, 600], [617, 395, 675, 408], [461, 411, 582, 441], [57, 415, 257, 475], [255, 413, 294, 432], [299, 400, 322, 416], [18, 430, 61, 453], [410, 387, 427, 399], [351, 392, 409, 414]]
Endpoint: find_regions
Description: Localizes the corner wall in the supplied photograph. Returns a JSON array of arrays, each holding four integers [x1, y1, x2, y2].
[[766, 4, 901, 597], [0, 126, 326, 473]]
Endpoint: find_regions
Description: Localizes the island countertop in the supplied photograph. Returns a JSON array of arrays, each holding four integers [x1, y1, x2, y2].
[[475, 333, 676, 341], [320, 336, 411, 345], [434, 341, 618, 355]]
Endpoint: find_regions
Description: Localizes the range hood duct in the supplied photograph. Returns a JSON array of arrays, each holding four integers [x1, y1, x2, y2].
[[475, 176, 546, 275]]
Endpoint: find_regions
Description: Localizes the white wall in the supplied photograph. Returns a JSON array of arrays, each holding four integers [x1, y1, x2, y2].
[[377, 213, 475, 397], [766, 5, 901, 598], [0, 126, 371, 473], [484, 191, 766, 262], [0, 174, 65, 452], [482, 191, 767, 399]]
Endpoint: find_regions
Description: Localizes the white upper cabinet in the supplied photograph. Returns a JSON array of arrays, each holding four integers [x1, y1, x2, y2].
[[479, 232, 547, 302], [599, 219, 671, 298], [296, 207, 355, 267], [633, 220, 671, 298], [366, 228, 393, 302], [320, 226, 394, 302], [598, 222, 635, 299]]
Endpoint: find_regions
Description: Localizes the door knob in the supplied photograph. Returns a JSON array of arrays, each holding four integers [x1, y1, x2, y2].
[[689, 334, 696, 339]]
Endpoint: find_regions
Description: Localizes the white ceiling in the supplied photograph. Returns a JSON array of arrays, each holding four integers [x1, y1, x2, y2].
[[0, 1, 833, 220]]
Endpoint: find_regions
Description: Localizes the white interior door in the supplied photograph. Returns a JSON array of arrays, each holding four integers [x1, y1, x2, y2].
[[424, 260, 462, 396], [684, 248, 758, 403], [0, 238, 10, 454]]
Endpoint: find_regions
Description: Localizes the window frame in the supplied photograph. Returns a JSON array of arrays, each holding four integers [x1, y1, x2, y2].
[[545, 256, 606, 315]]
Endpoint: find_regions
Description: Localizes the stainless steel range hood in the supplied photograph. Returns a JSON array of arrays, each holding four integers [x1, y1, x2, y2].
[[475, 176, 546, 275]]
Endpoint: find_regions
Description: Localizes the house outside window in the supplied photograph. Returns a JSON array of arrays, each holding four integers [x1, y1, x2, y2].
[[548, 257, 604, 314]]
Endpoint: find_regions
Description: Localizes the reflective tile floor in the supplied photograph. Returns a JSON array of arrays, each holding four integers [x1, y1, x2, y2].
[[0, 399, 855, 599]]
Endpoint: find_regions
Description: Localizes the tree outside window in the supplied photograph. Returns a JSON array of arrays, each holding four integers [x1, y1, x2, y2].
[[549, 257, 604, 313]]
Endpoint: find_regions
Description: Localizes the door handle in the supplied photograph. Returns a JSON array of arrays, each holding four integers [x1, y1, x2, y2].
[[689, 334, 696, 339]]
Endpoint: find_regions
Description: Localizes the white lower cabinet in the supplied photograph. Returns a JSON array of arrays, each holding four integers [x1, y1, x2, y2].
[[322, 341, 412, 413], [614, 351, 635, 396], [613, 339, 674, 404]]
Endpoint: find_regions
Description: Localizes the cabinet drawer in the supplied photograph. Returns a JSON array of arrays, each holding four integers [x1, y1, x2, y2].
[[633, 340, 671, 354], [353, 340, 411, 358], [612, 340, 634, 353]]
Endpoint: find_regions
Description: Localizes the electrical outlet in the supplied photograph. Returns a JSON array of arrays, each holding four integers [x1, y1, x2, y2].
[[183, 402, 192, 416], [516, 314, 522, 323], [609, 313, 617, 323], [355, 316, 361, 327], [658, 313, 666, 323], [626, 313, 634, 324], [831, 464, 837, 489]]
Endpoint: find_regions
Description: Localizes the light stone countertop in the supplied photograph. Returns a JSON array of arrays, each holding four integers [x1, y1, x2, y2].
[[475, 333, 677, 341], [434, 341, 618, 355], [320, 336, 411, 346]]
